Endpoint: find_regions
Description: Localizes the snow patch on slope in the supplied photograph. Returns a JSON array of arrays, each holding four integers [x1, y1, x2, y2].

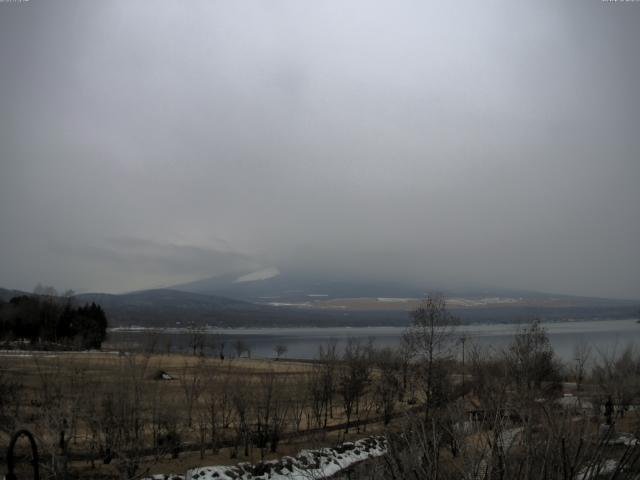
[[234, 267, 281, 283]]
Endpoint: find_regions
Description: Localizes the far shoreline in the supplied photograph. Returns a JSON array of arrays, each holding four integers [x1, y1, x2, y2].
[[107, 316, 640, 333]]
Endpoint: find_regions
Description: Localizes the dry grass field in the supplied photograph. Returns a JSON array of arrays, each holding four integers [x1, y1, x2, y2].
[[0, 350, 403, 479]]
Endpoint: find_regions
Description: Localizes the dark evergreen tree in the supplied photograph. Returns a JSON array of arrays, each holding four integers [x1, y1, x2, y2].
[[9, 296, 41, 344], [74, 302, 108, 349], [1, 295, 108, 349]]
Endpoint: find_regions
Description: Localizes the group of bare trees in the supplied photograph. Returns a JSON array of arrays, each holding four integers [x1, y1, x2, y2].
[[0, 341, 400, 479], [1, 320, 438, 479], [5, 294, 640, 479], [379, 296, 640, 480]]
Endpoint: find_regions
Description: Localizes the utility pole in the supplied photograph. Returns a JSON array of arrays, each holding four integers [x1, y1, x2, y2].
[[459, 335, 467, 391]]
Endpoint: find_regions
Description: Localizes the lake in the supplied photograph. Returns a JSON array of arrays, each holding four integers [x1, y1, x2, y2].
[[106, 318, 640, 363]]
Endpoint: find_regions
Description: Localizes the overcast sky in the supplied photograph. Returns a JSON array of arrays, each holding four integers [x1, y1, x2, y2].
[[1, 0, 639, 298]]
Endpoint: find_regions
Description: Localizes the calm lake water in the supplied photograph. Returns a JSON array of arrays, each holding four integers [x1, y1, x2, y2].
[[107, 318, 640, 363]]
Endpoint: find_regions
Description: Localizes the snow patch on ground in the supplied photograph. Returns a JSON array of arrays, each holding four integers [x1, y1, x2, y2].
[[447, 297, 520, 307], [575, 459, 618, 480], [497, 427, 523, 450], [144, 436, 386, 480], [376, 298, 414, 303], [605, 432, 639, 446], [266, 302, 312, 307], [556, 395, 593, 411]]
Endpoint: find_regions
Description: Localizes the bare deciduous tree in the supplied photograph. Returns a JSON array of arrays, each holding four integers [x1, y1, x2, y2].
[[0, 368, 23, 435], [572, 341, 592, 393], [230, 376, 250, 458], [187, 324, 206, 356], [405, 294, 457, 419], [179, 359, 204, 428], [274, 344, 287, 360], [233, 339, 250, 358], [289, 373, 310, 432], [372, 347, 400, 425], [338, 338, 371, 433]]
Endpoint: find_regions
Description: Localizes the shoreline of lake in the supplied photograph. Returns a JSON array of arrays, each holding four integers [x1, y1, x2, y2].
[[105, 318, 640, 362]]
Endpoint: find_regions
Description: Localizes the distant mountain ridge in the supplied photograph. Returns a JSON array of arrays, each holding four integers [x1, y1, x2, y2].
[[71, 288, 412, 327], [0, 287, 30, 301], [173, 272, 427, 302], [74, 289, 270, 327], [76, 288, 258, 310], [170, 271, 639, 305], [2, 280, 638, 328]]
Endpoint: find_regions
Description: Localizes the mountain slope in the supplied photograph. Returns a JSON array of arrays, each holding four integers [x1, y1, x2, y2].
[[0, 287, 30, 302], [74, 289, 265, 327], [73, 288, 409, 327], [171, 271, 640, 306], [173, 271, 428, 302]]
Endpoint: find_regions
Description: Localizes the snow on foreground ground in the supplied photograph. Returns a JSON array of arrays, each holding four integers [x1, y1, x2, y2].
[[145, 436, 387, 480]]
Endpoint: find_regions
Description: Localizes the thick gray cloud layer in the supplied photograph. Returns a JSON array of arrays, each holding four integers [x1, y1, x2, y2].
[[1, 1, 639, 298]]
